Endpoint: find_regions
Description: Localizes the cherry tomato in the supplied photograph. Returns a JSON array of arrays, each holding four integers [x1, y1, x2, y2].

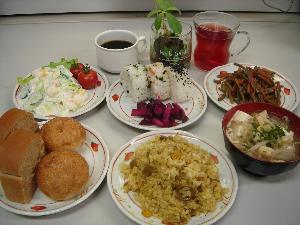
[[70, 62, 84, 79], [77, 65, 100, 89]]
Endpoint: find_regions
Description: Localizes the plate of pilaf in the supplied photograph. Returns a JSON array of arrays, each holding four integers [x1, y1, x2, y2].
[[107, 130, 238, 225]]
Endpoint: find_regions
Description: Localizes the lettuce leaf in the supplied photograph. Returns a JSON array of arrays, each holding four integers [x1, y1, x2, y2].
[[47, 58, 78, 70], [17, 75, 33, 85]]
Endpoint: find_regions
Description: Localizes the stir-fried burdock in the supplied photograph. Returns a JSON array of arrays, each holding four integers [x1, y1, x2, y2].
[[214, 63, 282, 106]]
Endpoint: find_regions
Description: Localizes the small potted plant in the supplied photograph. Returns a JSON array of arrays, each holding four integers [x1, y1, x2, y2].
[[148, 0, 192, 69]]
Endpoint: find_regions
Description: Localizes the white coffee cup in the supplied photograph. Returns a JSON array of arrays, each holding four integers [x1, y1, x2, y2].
[[95, 30, 147, 73]]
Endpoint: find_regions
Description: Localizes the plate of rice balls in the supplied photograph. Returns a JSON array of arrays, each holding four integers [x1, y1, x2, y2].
[[0, 108, 109, 216], [106, 63, 207, 130], [107, 130, 238, 225]]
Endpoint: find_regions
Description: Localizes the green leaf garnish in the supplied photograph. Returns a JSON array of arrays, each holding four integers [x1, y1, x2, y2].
[[166, 12, 182, 34], [17, 75, 34, 85], [48, 62, 56, 68], [68, 82, 80, 90], [47, 58, 78, 70]]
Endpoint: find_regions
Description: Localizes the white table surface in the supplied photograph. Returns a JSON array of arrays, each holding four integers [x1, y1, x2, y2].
[[0, 13, 299, 225]]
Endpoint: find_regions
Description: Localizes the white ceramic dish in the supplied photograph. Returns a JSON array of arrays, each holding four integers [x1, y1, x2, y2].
[[0, 122, 110, 216], [107, 130, 238, 225], [13, 66, 109, 120], [204, 63, 299, 111], [106, 79, 207, 131]]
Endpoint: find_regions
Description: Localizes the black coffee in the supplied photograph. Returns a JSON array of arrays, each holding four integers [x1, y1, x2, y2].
[[101, 40, 133, 49]]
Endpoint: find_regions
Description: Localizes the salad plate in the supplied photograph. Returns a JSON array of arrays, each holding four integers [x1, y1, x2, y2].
[[204, 63, 299, 111], [107, 130, 238, 225], [13, 62, 109, 120], [0, 122, 110, 216], [106, 79, 207, 131]]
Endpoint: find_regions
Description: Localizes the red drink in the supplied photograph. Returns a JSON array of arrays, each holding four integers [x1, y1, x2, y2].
[[194, 23, 234, 71]]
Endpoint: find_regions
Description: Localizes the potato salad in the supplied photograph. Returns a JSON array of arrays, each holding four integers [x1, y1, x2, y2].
[[17, 65, 88, 117]]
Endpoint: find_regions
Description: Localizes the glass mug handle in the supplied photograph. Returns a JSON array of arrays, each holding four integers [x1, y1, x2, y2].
[[137, 36, 147, 53], [230, 31, 250, 57]]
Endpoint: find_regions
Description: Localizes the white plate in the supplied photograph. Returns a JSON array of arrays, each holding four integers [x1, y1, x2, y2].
[[107, 130, 238, 225], [204, 63, 299, 111], [106, 80, 207, 131], [13, 66, 109, 120], [0, 122, 110, 216]]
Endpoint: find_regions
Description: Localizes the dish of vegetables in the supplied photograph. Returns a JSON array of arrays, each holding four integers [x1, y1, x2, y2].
[[106, 79, 207, 131], [204, 63, 299, 111], [13, 58, 109, 119]]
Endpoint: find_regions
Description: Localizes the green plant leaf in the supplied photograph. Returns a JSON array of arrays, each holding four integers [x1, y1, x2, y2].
[[166, 12, 182, 34], [166, 6, 181, 15], [155, 0, 173, 11], [154, 13, 163, 30], [147, 9, 162, 17]]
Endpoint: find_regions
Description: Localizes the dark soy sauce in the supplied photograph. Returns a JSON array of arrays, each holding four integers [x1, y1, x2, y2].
[[101, 40, 133, 49]]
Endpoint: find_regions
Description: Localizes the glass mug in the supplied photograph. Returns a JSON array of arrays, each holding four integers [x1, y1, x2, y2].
[[193, 11, 250, 71], [150, 21, 192, 69]]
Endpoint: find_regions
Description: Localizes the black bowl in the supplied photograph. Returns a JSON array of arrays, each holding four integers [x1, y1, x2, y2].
[[222, 103, 300, 176]]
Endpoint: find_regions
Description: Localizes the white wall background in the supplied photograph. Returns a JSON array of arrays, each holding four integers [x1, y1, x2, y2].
[[0, 0, 299, 15]]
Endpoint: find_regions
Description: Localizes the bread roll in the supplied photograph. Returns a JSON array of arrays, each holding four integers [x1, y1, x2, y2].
[[0, 173, 36, 204], [41, 117, 86, 152], [0, 129, 45, 177], [37, 150, 89, 201], [0, 108, 38, 142]]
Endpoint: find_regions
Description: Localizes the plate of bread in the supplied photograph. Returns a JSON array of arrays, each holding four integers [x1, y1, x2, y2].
[[0, 108, 110, 216]]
